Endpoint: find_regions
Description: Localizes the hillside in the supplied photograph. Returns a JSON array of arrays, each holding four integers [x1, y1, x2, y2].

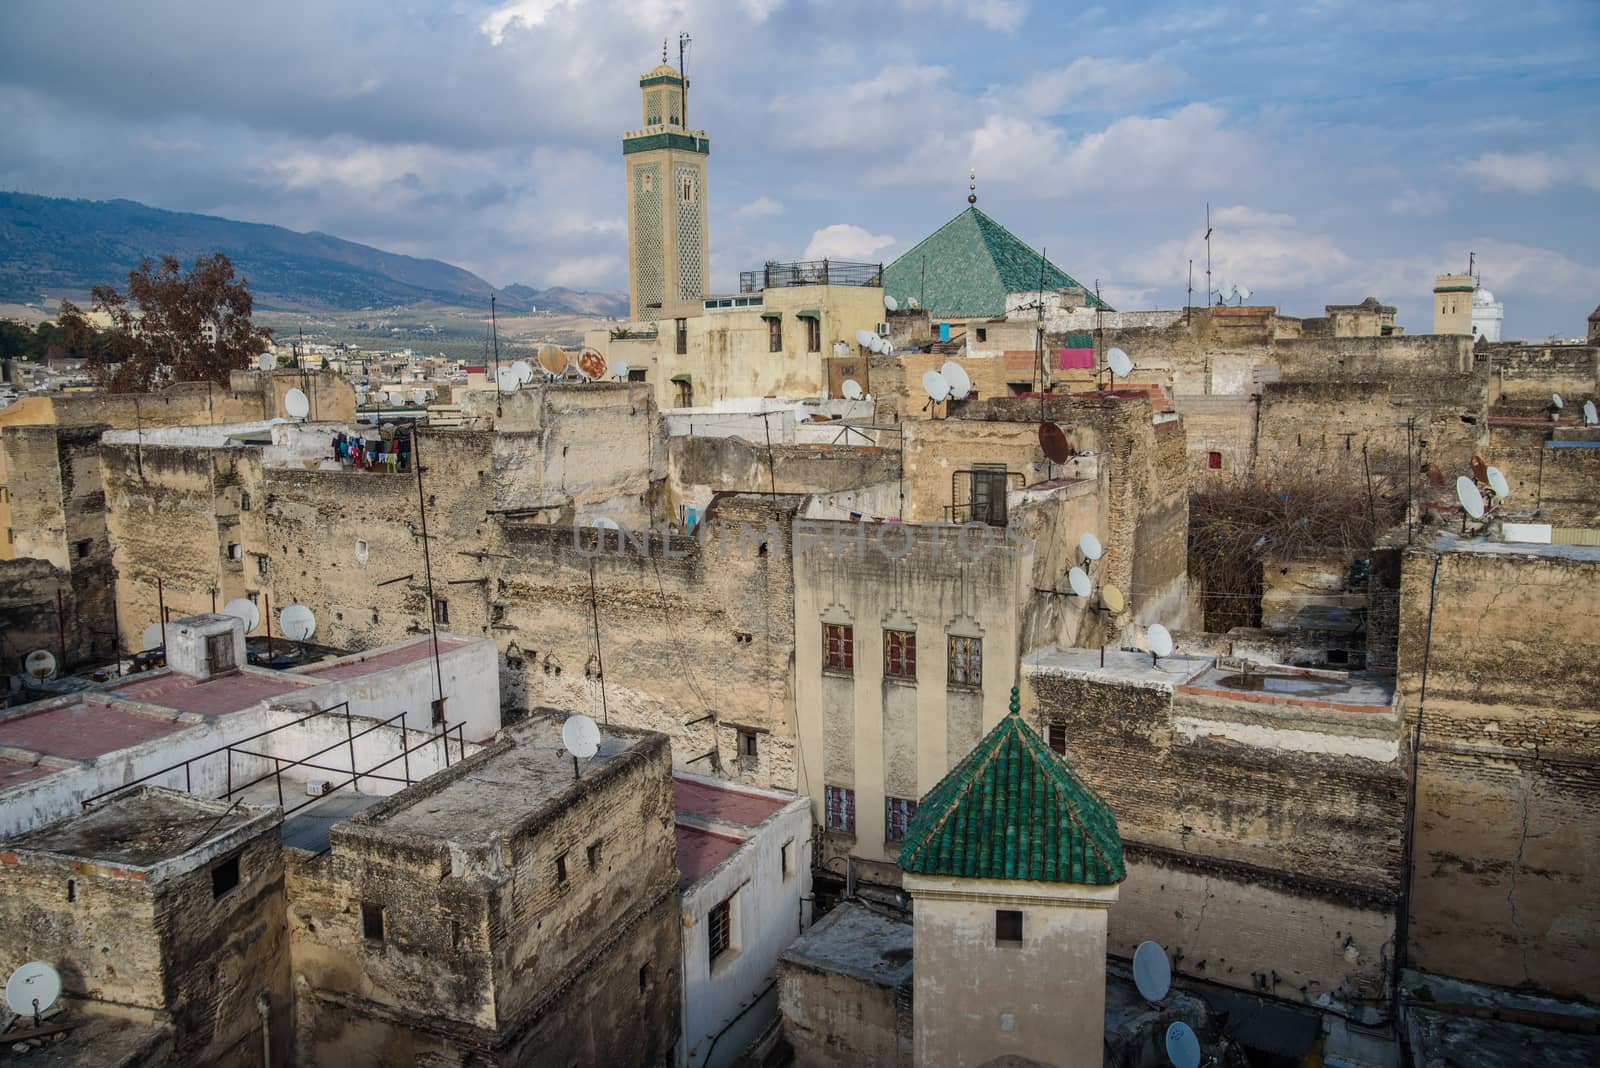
[[0, 192, 627, 317]]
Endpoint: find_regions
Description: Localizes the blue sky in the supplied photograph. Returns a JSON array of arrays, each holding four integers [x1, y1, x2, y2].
[[2, 0, 1597, 336]]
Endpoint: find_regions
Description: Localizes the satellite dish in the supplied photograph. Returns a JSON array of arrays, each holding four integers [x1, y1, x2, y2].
[[842, 379, 864, 400], [279, 604, 317, 642], [511, 359, 534, 385], [1236, 285, 1252, 302], [1551, 392, 1564, 409], [388, 391, 404, 405], [855, 329, 875, 348], [1079, 532, 1103, 560], [283, 388, 310, 420], [1455, 476, 1485, 519], [1039, 422, 1072, 463], [1586, 400, 1598, 426], [141, 623, 164, 651], [833, 341, 850, 358], [537, 345, 568, 378], [562, 713, 602, 760], [256, 353, 277, 371], [880, 338, 894, 356], [577, 348, 608, 381], [1165, 1022, 1201, 1068], [1107, 347, 1133, 378], [1486, 466, 1510, 498], [1133, 940, 1172, 1002], [884, 294, 899, 311], [1470, 454, 1488, 483], [609, 360, 629, 379], [922, 370, 951, 402], [5, 962, 61, 1019], [223, 597, 260, 633], [411, 389, 428, 406], [1101, 582, 1125, 614], [1217, 278, 1233, 301], [496, 367, 520, 392], [591, 516, 621, 530], [23, 650, 57, 681], [942, 361, 972, 400], [1148, 624, 1174, 658], [1068, 567, 1092, 598]]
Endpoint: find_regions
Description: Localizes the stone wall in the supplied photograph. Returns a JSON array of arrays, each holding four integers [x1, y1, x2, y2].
[[668, 435, 900, 517]]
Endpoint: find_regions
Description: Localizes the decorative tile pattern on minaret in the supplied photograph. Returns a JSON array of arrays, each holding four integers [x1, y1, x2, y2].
[[623, 56, 709, 321]]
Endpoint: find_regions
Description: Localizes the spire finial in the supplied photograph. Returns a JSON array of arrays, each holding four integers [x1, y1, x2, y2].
[[1008, 686, 1020, 716], [663, 38, 669, 64], [968, 169, 977, 206]]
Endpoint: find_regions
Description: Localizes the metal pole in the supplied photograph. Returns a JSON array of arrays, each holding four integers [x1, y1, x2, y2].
[[55, 588, 68, 670], [226, 749, 232, 799], [264, 591, 273, 666], [110, 573, 122, 675], [156, 577, 167, 661], [589, 559, 609, 724], [347, 706, 359, 794], [413, 427, 446, 721], [401, 722, 411, 786], [274, 758, 284, 809]]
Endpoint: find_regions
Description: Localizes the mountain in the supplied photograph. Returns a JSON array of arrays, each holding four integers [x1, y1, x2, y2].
[[0, 192, 627, 317]]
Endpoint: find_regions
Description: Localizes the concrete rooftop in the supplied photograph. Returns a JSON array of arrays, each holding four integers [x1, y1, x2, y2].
[[675, 824, 745, 889], [0, 699, 188, 761], [780, 900, 913, 988], [9, 788, 266, 869], [299, 635, 471, 680], [1184, 665, 1396, 709], [673, 775, 789, 827], [106, 669, 315, 716], [1023, 646, 1213, 689]]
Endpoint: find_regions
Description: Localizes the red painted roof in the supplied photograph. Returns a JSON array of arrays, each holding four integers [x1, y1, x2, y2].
[[675, 824, 745, 888], [107, 671, 311, 716], [301, 637, 471, 681], [0, 758, 55, 789], [673, 775, 788, 827], [0, 701, 184, 760]]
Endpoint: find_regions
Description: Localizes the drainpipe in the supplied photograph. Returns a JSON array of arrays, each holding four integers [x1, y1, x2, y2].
[[256, 992, 272, 1067], [1395, 554, 1441, 1027]]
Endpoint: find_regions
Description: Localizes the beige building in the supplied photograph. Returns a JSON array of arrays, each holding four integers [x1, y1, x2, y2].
[[1433, 272, 1475, 334], [625, 56, 709, 320]]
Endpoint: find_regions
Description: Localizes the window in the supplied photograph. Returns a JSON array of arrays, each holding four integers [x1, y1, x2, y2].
[[639, 961, 653, 993], [823, 623, 854, 675], [1048, 722, 1067, 755], [995, 909, 1023, 945], [555, 852, 568, 883], [675, 318, 688, 355], [587, 839, 603, 870], [682, 178, 695, 202], [75, 539, 91, 559], [355, 538, 368, 563], [782, 839, 794, 879], [885, 797, 917, 842], [739, 729, 759, 759], [227, 542, 242, 562], [433, 598, 449, 625], [768, 317, 783, 353], [240, 491, 251, 512], [1207, 451, 1222, 470], [883, 629, 916, 680], [949, 635, 983, 688], [361, 902, 384, 940], [824, 785, 855, 834], [256, 555, 268, 578], [676, 379, 693, 407], [708, 897, 733, 964], [805, 317, 821, 353], [628, 368, 647, 383], [66, 879, 75, 903], [212, 856, 240, 899], [971, 464, 1009, 527], [976, 328, 987, 343]]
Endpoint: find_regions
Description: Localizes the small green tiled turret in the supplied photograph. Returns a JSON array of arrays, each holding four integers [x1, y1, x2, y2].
[[897, 687, 1125, 885]]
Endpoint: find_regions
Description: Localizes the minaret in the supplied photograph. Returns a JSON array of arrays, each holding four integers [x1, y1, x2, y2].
[[623, 45, 710, 321]]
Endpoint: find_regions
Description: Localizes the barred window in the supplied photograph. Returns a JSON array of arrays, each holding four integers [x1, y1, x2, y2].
[[884, 629, 916, 680], [948, 635, 982, 688], [806, 317, 821, 353], [709, 897, 732, 963], [769, 317, 783, 353], [885, 796, 917, 842], [1048, 722, 1068, 755], [825, 785, 855, 834], [823, 623, 854, 675]]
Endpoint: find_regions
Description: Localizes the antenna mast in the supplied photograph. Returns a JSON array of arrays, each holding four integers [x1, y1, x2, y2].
[[678, 32, 692, 125], [1204, 203, 1213, 308]]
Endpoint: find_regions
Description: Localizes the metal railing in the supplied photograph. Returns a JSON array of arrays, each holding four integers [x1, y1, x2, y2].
[[739, 259, 882, 292], [946, 469, 1026, 527]]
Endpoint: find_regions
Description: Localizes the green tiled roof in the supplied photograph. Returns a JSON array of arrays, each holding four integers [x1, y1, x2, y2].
[[882, 206, 1112, 319], [898, 688, 1125, 885]]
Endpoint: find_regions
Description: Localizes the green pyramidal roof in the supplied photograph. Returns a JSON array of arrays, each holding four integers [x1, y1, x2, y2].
[[882, 206, 1113, 319], [897, 688, 1125, 884]]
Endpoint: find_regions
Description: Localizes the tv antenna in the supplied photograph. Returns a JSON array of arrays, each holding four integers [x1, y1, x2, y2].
[[283, 387, 310, 421], [921, 369, 952, 411], [5, 962, 61, 1027], [223, 597, 260, 633], [1486, 465, 1510, 499], [842, 379, 864, 401], [1106, 347, 1133, 389], [1133, 940, 1172, 1003], [1147, 623, 1174, 665], [610, 360, 630, 381], [1079, 531, 1103, 564], [1067, 567, 1092, 598], [942, 361, 972, 402], [279, 604, 317, 642], [562, 713, 602, 779], [678, 32, 692, 124], [1203, 203, 1212, 314], [1165, 1021, 1202, 1068], [24, 650, 57, 682]]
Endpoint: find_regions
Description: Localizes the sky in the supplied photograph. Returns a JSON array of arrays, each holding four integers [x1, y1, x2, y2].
[[2, 0, 1597, 337]]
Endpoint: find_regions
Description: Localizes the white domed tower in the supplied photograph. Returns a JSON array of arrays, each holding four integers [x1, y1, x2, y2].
[[1471, 286, 1504, 343]]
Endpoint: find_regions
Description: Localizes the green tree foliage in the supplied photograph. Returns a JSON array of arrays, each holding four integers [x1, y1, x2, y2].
[[88, 253, 271, 393]]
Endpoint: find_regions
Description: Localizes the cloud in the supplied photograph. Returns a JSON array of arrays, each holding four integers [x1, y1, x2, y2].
[[1463, 149, 1600, 194], [898, 0, 1028, 31], [480, 0, 585, 46], [803, 224, 896, 261], [1001, 56, 1187, 115], [1386, 187, 1446, 218], [734, 196, 783, 220]]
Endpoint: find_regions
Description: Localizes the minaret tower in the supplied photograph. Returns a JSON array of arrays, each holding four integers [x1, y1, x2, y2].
[[623, 41, 710, 321]]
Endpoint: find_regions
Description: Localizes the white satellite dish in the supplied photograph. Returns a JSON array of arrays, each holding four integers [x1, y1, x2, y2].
[[279, 604, 317, 642], [1165, 1022, 1201, 1068], [1486, 466, 1510, 498], [1133, 940, 1172, 1002], [610, 360, 629, 379], [141, 623, 164, 651], [1217, 278, 1233, 302], [1107, 347, 1133, 378], [922, 370, 952, 402], [1148, 624, 1174, 658], [941, 361, 972, 400], [1455, 475, 1485, 519], [411, 389, 428, 406], [880, 338, 894, 356], [283, 388, 310, 420], [256, 353, 277, 371], [1585, 400, 1598, 426], [884, 294, 899, 311], [832, 341, 850, 358], [562, 713, 602, 760], [1068, 567, 1092, 598], [855, 328, 875, 348], [1079, 532, 1103, 561], [496, 367, 519, 392], [1551, 393, 1564, 409], [591, 516, 621, 530], [511, 360, 534, 385], [842, 379, 864, 400], [24, 650, 56, 681], [223, 597, 260, 633], [5, 962, 61, 1019]]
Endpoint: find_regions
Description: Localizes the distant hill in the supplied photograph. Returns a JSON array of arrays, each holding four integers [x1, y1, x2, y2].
[[0, 192, 627, 317]]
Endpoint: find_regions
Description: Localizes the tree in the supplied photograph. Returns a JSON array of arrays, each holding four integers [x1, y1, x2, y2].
[[88, 253, 271, 393]]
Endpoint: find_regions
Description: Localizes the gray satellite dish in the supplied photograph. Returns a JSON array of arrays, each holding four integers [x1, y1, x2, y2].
[[283, 388, 310, 420], [142, 623, 164, 651], [1079, 532, 1103, 561], [1455, 475, 1485, 519], [1107, 347, 1133, 378], [941, 361, 972, 400], [1486, 466, 1510, 498], [1133, 940, 1171, 1002], [279, 604, 317, 642], [562, 713, 602, 760], [1217, 278, 1234, 302], [1235, 284, 1252, 303], [884, 294, 899, 311], [1586, 400, 1598, 426], [24, 650, 57, 681], [592, 516, 621, 530], [922, 370, 952, 402], [842, 379, 864, 400], [496, 367, 519, 392], [5, 962, 61, 1019], [223, 597, 260, 633], [1068, 567, 1092, 598], [855, 329, 875, 348], [610, 360, 629, 379], [1552, 392, 1564, 409], [1148, 624, 1174, 658], [411, 389, 428, 406], [257, 353, 277, 371], [833, 341, 850, 358], [511, 360, 534, 385], [1165, 1022, 1201, 1068]]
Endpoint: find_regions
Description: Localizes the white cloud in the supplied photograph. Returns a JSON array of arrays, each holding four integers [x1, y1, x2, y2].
[[803, 224, 896, 261], [1463, 149, 1600, 194], [899, 0, 1028, 31], [480, 0, 583, 46], [1001, 56, 1186, 115], [734, 196, 784, 220], [1387, 187, 1446, 218]]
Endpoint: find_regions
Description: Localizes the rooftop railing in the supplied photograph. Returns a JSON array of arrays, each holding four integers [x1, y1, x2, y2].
[[739, 259, 883, 293]]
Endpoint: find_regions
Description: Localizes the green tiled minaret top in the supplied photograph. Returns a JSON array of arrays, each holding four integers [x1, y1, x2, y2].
[[897, 687, 1126, 885], [881, 206, 1113, 319]]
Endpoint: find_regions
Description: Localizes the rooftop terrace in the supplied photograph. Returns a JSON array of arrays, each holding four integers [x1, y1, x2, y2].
[[10, 787, 268, 870]]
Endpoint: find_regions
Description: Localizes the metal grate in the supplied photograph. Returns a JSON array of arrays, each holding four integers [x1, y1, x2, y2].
[[740, 259, 882, 292], [632, 164, 664, 311], [708, 897, 732, 962]]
